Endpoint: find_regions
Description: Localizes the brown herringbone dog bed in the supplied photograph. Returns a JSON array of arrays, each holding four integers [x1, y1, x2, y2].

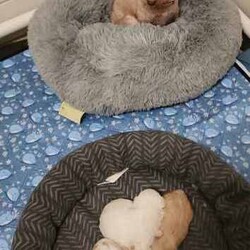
[[12, 131, 250, 250]]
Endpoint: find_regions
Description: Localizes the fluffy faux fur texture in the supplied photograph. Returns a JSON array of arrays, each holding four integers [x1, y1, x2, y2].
[[28, 0, 241, 115]]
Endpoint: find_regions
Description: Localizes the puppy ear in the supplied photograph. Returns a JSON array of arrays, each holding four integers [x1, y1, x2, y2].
[[109, 0, 116, 12]]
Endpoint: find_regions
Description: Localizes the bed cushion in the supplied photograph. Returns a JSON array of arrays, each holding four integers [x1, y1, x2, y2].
[[28, 0, 242, 115]]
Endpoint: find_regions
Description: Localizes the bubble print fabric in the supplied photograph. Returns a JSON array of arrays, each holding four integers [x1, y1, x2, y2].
[[0, 50, 250, 249]]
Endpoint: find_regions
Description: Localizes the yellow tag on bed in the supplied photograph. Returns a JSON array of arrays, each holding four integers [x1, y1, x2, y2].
[[59, 102, 85, 124]]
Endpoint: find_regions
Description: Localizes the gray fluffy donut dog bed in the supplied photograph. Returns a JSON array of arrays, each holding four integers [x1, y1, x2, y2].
[[28, 0, 242, 115], [12, 131, 250, 249]]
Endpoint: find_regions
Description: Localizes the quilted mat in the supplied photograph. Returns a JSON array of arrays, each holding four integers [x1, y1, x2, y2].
[[12, 131, 250, 249], [0, 50, 250, 249]]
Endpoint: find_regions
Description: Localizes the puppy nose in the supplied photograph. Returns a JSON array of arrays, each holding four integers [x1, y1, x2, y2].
[[147, 0, 174, 6], [147, 0, 157, 5], [161, 0, 175, 4]]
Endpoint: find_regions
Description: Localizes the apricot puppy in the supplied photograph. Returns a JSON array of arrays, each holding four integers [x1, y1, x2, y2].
[[111, 0, 179, 26], [152, 190, 193, 250]]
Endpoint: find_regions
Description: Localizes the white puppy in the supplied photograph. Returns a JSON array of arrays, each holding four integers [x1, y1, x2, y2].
[[96, 189, 165, 250]]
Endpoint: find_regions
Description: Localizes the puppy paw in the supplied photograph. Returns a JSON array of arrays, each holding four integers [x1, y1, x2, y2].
[[93, 238, 128, 250], [121, 15, 139, 25], [155, 229, 164, 238]]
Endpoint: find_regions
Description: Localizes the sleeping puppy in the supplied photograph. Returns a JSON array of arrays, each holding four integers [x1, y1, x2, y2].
[[111, 0, 179, 26], [152, 190, 193, 250], [93, 190, 193, 250]]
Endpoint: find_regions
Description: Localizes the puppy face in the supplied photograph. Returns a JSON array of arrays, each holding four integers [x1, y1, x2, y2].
[[147, 0, 179, 25], [111, 0, 179, 26], [139, 0, 179, 26]]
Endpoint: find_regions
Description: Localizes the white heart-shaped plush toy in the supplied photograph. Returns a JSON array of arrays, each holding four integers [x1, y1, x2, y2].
[[99, 189, 165, 250]]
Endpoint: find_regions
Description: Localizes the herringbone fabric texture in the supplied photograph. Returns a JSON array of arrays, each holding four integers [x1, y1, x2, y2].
[[12, 131, 250, 250]]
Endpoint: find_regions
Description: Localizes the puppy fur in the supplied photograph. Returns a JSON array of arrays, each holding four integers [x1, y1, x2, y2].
[[152, 190, 193, 250], [93, 190, 193, 250]]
